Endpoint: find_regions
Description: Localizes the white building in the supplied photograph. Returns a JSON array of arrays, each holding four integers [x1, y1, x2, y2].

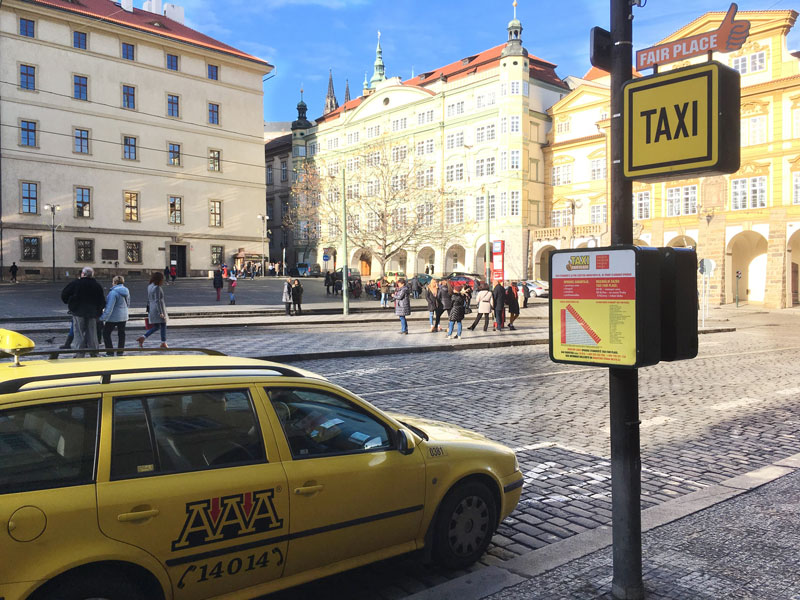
[[0, 0, 271, 279]]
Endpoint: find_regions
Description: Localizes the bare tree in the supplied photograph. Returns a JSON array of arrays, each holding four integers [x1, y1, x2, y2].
[[285, 161, 323, 264], [310, 138, 472, 277]]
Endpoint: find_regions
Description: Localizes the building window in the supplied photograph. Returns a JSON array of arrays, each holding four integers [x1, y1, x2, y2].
[[666, 185, 697, 216], [209, 200, 222, 227], [510, 150, 521, 170], [446, 101, 465, 117], [74, 128, 89, 154], [166, 53, 179, 71], [21, 120, 37, 147], [20, 64, 35, 90], [551, 209, 571, 227], [125, 241, 141, 263], [510, 81, 521, 95], [19, 18, 34, 38], [390, 176, 406, 192], [417, 109, 434, 125], [552, 164, 573, 185], [73, 31, 87, 49], [731, 176, 767, 210], [445, 199, 465, 225], [211, 245, 223, 265], [501, 118, 508, 134], [417, 138, 435, 154], [476, 91, 496, 109], [167, 94, 180, 118], [208, 102, 220, 125], [510, 191, 521, 216], [392, 117, 407, 131], [633, 191, 650, 220], [121, 42, 135, 60], [346, 157, 359, 171], [267, 165, 273, 184], [741, 116, 766, 146], [22, 182, 38, 213], [75, 187, 91, 218], [346, 131, 360, 145], [169, 196, 182, 224], [73, 75, 88, 100], [475, 195, 485, 221], [445, 163, 464, 183], [208, 64, 219, 80], [590, 158, 607, 180], [794, 173, 800, 205], [168, 143, 181, 166], [366, 152, 380, 167], [445, 131, 464, 149], [500, 151, 508, 171], [281, 161, 287, 181], [123, 191, 139, 222], [22, 236, 41, 260], [591, 204, 607, 224], [366, 125, 380, 138], [391, 145, 407, 162], [732, 51, 766, 75], [208, 149, 221, 171], [556, 120, 571, 134], [76, 239, 94, 262], [123, 135, 137, 160], [121, 85, 136, 110]]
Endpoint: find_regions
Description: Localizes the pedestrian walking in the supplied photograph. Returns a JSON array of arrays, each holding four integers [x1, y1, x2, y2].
[[213, 268, 224, 301], [436, 280, 453, 331], [506, 282, 520, 330], [292, 278, 304, 315], [282, 277, 293, 315], [521, 281, 530, 308], [492, 279, 506, 330], [137, 271, 169, 348], [410, 276, 421, 299], [228, 273, 237, 304], [380, 278, 390, 308], [324, 271, 333, 295], [447, 288, 467, 339], [169, 265, 177, 284], [468, 283, 493, 331], [164, 265, 170, 283], [393, 278, 410, 334], [424, 280, 440, 332], [99, 275, 130, 356], [9, 262, 18, 283], [60, 266, 106, 358]]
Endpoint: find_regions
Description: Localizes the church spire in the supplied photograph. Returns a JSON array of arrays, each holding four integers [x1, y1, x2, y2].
[[324, 69, 339, 114], [344, 79, 351, 103], [369, 30, 386, 88]]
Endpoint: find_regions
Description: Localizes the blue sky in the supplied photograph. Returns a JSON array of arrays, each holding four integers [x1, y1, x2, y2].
[[157, 0, 800, 123]]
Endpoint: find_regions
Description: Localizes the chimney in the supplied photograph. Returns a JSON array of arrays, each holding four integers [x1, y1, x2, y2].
[[163, 3, 185, 24], [143, 0, 162, 15], [120, 0, 133, 12]]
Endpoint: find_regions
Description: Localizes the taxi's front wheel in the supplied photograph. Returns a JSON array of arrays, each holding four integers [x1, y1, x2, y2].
[[432, 481, 497, 569], [36, 573, 145, 600]]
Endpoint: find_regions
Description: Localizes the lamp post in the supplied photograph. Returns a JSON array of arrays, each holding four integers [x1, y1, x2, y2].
[[44, 203, 60, 281], [329, 168, 349, 315], [257, 214, 269, 275]]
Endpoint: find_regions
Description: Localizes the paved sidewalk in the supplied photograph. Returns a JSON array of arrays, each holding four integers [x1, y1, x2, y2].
[[410, 455, 800, 599]]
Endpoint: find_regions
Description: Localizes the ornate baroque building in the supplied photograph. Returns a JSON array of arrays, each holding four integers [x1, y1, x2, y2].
[[536, 8, 800, 308], [0, 0, 271, 279], [292, 12, 568, 280]]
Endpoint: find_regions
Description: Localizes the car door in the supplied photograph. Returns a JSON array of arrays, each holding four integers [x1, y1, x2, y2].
[[96, 385, 289, 600], [260, 384, 426, 577]]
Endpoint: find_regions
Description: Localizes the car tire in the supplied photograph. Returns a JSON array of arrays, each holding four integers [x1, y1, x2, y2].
[[38, 573, 146, 600], [432, 481, 497, 569]]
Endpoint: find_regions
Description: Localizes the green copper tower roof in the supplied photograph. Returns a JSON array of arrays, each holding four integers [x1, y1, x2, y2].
[[369, 30, 386, 88]]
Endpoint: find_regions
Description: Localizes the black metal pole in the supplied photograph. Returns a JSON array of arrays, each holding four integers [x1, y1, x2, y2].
[[609, 0, 643, 598]]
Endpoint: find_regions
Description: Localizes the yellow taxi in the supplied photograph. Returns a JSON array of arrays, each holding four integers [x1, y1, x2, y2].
[[0, 330, 523, 600]]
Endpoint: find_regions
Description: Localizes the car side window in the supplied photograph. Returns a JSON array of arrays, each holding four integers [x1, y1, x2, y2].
[[0, 399, 99, 494], [111, 389, 266, 479], [266, 387, 394, 459]]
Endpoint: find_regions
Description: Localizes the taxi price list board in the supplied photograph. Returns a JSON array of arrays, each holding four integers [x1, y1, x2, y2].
[[549, 249, 637, 367]]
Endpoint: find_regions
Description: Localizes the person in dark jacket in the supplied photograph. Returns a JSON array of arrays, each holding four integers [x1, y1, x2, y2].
[[424, 280, 440, 332], [324, 271, 333, 295], [447, 288, 467, 339], [521, 281, 531, 308], [393, 278, 411, 334], [291, 279, 304, 315], [60, 266, 105, 357], [435, 281, 453, 331], [492, 280, 506, 330], [213, 268, 224, 301], [282, 277, 293, 315], [505, 282, 520, 330]]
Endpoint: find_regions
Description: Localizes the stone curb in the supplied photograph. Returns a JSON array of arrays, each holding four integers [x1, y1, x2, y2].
[[405, 451, 800, 600]]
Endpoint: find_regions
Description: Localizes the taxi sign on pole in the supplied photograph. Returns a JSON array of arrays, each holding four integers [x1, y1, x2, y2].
[[623, 61, 740, 181]]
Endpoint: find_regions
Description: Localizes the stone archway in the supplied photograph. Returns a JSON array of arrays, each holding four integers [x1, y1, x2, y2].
[[666, 235, 697, 249], [445, 244, 466, 273], [475, 243, 490, 280], [388, 249, 408, 273], [535, 245, 557, 280], [726, 230, 768, 304], [416, 246, 436, 276], [354, 249, 372, 277], [787, 229, 800, 306]]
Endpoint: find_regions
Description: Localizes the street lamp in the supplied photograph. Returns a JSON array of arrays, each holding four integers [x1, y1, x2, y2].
[[43, 203, 61, 281], [257, 214, 269, 275], [329, 168, 349, 316]]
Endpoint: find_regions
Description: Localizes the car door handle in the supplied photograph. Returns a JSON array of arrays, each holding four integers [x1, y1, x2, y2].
[[294, 484, 324, 496], [117, 509, 160, 522]]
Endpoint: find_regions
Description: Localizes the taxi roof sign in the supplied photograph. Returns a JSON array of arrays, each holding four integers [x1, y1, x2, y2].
[[623, 61, 740, 181]]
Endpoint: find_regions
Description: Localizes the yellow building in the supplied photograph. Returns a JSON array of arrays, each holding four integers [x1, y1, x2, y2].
[[536, 8, 800, 308]]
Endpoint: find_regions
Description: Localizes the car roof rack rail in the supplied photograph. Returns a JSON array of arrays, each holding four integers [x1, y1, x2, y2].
[[15, 347, 228, 359]]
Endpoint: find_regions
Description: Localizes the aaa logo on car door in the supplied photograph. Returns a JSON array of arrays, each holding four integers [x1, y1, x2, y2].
[[172, 489, 284, 551]]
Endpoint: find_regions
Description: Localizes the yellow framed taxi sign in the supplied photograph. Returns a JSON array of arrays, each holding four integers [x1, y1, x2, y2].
[[623, 61, 740, 181]]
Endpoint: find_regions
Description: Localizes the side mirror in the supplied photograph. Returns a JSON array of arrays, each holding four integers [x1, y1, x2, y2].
[[397, 428, 416, 455]]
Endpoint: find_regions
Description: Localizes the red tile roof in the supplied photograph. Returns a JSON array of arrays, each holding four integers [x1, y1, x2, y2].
[[317, 42, 567, 122], [26, 0, 270, 67]]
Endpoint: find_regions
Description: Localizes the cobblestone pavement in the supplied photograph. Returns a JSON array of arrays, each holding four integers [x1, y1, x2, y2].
[[11, 304, 800, 599], [486, 468, 800, 599]]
